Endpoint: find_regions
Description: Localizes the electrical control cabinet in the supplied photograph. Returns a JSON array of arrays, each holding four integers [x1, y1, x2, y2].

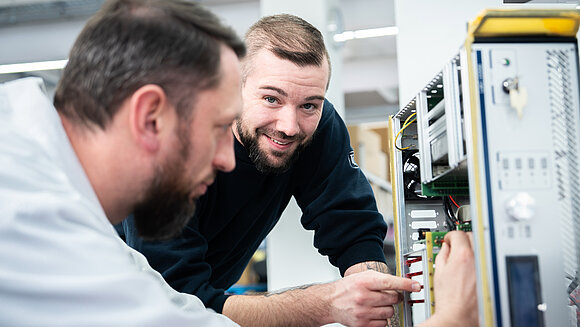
[[388, 10, 580, 327]]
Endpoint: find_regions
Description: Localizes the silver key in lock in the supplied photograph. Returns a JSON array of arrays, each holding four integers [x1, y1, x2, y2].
[[502, 77, 527, 119]]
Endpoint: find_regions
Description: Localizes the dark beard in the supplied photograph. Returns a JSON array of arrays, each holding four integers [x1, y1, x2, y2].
[[132, 123, 196, 241], [132, 172, 197, 241], [236, 120, 311, 174]]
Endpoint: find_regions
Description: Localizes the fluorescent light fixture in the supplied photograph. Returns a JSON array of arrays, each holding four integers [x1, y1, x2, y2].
[[334, 26, 398, 43], [0, 59, 68, 74]]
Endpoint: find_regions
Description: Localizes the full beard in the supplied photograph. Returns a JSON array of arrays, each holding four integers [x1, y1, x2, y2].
[[132, 123, 197, 241], [236, 120, 312, 174], [132, 168, 197, 241]]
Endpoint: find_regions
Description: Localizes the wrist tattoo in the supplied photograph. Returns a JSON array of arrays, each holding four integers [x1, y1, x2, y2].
[[263, 283, 317, 297], [362, 261, 390, 274], [387, 304, 400, 327]]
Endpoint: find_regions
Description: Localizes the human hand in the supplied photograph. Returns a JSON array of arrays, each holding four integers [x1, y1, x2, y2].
[[328, 270, 420, 327], [429, 231, 478, 327]]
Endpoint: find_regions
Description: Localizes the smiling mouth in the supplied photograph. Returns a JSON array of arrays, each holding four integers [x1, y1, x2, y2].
[[267, 135, 291, 146]]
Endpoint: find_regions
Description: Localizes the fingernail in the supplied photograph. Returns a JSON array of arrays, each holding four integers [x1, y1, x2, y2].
[[412, 282, 421, 292]]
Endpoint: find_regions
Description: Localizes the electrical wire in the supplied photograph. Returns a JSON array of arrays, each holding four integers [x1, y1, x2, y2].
[[449, 195, 460, 208], [402, 112, 416, 127], [443, 196, 459, 231], [395, 113, 416, 150], [394, 112, 417, 151]]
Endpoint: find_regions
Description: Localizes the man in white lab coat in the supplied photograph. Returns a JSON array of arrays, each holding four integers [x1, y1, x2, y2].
[[0, 0, 478, 326], [0, 0, 245, 325]]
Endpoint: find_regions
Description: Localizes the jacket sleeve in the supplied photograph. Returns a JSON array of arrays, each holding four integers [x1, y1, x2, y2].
[[121, 216, 231, 313], [292, 100, 388, 276]]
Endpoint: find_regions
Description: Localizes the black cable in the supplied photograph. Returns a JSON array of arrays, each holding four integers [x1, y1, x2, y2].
[[443, 196, 458, 231], [402, 150, 428, 199]]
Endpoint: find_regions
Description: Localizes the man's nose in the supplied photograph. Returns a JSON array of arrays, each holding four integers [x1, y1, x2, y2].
[[213, 131, 236, 172], [275, 106, 299, 137]]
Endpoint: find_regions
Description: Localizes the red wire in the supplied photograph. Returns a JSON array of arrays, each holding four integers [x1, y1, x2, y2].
[[449, 196, 460, 208]]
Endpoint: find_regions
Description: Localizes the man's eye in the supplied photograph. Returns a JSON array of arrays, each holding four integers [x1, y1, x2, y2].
[[220, 123, 231, 132], [303, 103, 316, 110], [265, 96, 277, 104]]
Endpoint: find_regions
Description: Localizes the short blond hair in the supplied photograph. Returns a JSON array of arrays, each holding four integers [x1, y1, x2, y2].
[[242, 14, 331, 89]]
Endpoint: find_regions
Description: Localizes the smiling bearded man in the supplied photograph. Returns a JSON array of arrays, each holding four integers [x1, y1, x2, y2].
[[120, 13, 415, 327]]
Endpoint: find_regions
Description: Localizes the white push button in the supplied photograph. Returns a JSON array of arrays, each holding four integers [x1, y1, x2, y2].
[[505, 192, 536, 221]]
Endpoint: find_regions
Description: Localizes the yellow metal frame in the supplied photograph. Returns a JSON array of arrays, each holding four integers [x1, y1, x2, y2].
[[387, 115, 405, 327], [463, 30, 495, 327], [463, 8, 580, 327], [425, 233, 435, 315], [469, 9, 580, 38]]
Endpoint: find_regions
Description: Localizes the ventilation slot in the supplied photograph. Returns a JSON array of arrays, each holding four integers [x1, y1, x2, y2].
[[547, 48, 580, 280]]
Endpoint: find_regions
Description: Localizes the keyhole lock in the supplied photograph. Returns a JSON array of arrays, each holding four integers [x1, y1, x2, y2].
[[502, 77, 519, 94], [501, 76, 527, 120]]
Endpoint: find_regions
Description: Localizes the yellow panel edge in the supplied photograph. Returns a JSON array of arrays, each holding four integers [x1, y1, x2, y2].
[[425, 233, 435, 315], [467, 9, 580, 39], [463, 35, 495, 327], [387, 116, 405, 327]]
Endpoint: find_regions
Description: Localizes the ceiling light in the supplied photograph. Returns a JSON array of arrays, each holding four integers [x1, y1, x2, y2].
[[0, 59, 68, 74], [334, 26, 398, 43]]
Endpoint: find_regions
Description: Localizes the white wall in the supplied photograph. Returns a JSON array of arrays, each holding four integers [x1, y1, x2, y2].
[[0, 19, 86, 64], [395, 0, 503, 104], [0, 2, 260, 66], [267, 198, 340, 290], [342, 56, 399, 94], [395, 0, 580, 104]]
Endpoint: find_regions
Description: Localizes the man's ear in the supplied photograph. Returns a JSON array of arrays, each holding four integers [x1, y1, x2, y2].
[[128, 84, 169, 153]]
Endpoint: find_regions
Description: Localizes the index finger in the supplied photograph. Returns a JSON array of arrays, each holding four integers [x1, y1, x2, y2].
[[368, 273, 421, 293]]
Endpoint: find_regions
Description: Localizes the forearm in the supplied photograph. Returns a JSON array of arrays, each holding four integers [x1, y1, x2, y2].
[[222, 283, 333, 327], [224, 270, 419, 327], [345, 260, 390, 276]]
